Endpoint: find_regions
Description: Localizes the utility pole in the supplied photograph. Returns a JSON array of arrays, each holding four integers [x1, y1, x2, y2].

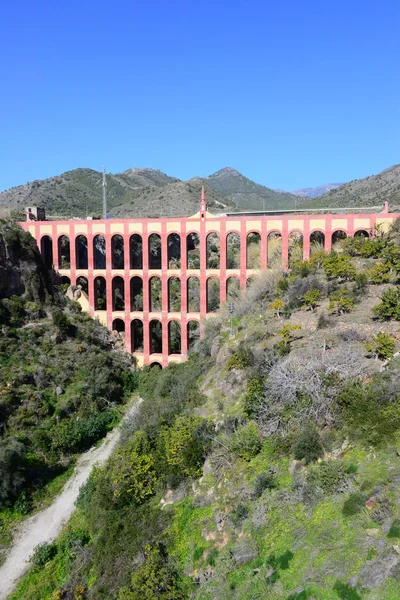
[[102, 166, 107, 219]]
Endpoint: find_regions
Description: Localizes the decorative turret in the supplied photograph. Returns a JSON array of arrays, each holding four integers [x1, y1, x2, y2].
[[200, 185, 207, 217]]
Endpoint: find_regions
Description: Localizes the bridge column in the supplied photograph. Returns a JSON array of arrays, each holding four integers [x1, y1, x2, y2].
[[105, 222, 113, 329], [325, 216, 332, 253], [219, 220, 227, 304], [69, 225, 76, 285], [261, 218, 267, 269], [180, 223, 188, 357], [281, 219, 289, 270], [200, 219, 207, 319], [142, 222, 150, 364], [303, 218, 310, 262], [87, 224, 95, 314], [123, 224, 131, 353], [240, 221, 247, 289], [161, 223, 169, 366], [51, 223, 59, 270]]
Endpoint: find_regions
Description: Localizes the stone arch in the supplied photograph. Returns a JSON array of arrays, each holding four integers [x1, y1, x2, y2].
[[187, 320, 200, 350], [112, 318, 125, 333], [112, 276, 125, 311], [94, 276, 107, 310], [40, 235, 53, 269], [310, 230, 325, 254], [332, 230, 347, 249], [60, 275, 70, 286], [130, 276, 143, 311], [130, 234, 143, 269], [149, 234, 162, 269], [207, 232, 220, 269], [168, 233, 181, 269], [168, 276, 181, 312], [131, 319, 144, 352], [58, 235, 70, 269], [226, 232, 241, 269], [149, 276, 162, 312], [288, 230, 303, 268], [149, 361, 162, 369], [150, 319, 162, 354], [354, 229, 369, 238], [267, 231, 282, 268], [207, 277, 220, 313], [187, 232, 200, 268], [246, 232, 261, 269], [226, 276, 240, 300], [76, 276, 88, 294], [168, 320, 181, 354], [75, 235, 88, 269], [111, 234, 124, 269], [93, 234, 106, 269], [187, 276, 200, 312]]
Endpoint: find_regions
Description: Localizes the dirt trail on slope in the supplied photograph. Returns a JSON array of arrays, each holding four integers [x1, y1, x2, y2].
[[0, 399, 142, 600]]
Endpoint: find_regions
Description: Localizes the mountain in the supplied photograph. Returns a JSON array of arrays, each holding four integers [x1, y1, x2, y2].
[[292, 183, 343, 198], [111, 177, 235, 218], [205, 167, 309, 210], [0, 168, 179, 218], [308, 164, 400, 208]]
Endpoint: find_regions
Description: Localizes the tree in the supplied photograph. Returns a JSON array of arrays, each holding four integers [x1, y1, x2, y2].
[[302, 289, 321, 310], [329, 289, 355, 315], [323, 253, 356, 280], [292, 424, 324, 464], [373, 287, 400, 320], [365, 331, 396, 360], [270, 299, 284, 318]]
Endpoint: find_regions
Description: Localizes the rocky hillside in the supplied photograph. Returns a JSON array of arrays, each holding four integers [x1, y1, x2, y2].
[[309, 164, 400, 209], [205, 167, 308, 210], [11, 220, 400, 600], [292, 183, 343, 198]]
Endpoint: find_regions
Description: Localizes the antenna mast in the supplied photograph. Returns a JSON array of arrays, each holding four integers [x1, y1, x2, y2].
[[102, 166, 107, 219]]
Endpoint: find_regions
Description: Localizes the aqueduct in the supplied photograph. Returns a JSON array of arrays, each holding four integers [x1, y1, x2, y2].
[[21, 192, 399, 367]]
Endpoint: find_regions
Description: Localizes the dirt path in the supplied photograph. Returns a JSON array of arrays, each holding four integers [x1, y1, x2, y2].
[[0, 398, 142, 600]]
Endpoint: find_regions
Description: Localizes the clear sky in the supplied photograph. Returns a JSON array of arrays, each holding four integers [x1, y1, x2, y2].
[[1, 0, 399, 192]]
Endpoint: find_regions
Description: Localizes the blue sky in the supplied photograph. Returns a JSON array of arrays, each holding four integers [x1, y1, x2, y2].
[[1, 0, 399, 192]]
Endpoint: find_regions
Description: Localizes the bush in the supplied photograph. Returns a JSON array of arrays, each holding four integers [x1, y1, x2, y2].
[[373, 287, 400, 320], [0, 439, 27, 508], [52, 309, 70, 334], [160, 415, 211, 479], [243, 379, 264, 417], [329, 288, 355, 314], [228, 421, 262, 461], [254, 469, 276, 497], [366, 262, 391, 284], [302, 288, 321, 310], [226, 346, 252, 371], [365, 331, 396, 360], [30, 541, 58, 567], [323, 253, 356, 280], [307, 460, 348, 493], [292, 425, 324, 464], [342, 492, 366, 516]]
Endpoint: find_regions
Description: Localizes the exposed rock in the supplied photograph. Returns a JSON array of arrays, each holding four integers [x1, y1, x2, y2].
[[359, 553, 399, 588]]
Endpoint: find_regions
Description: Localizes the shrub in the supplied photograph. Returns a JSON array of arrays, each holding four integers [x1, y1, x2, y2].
[[373, 287, 400, 320], [365, 331, 396, 360], [302, 288, 320, 310], [342, 492, 366, 516], [254, 469, 276, 497], [323, 253, 356, 280], [52, 309, 70, 334], [307, 460, 348, 493], [30, 541, 58, 567], [0, 439, 27, 508], [161, 415, 210, 479], [229, 421, 262, 461], [271, 299, 284, 318], [243, 379, 264, 417], [292, 425, 324, 464], [328, 288, 355, 314], [388, 519, 400, 538], [226, 346, 252, 371], [366, 262, 391, 284]]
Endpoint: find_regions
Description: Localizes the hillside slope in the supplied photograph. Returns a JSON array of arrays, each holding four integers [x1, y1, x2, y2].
[[205, 167, 309, 210], [309, 164, 400, 208], [11, 222, 400, 600], [292, 183, 343, 198]]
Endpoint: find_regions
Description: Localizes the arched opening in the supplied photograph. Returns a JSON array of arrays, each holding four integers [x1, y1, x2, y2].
[[288, 231, 303, 268], [149, 276, 162, 312], [111, 234, 124, 269], [40, 235, 53, 269], [130, 277, 143, 311], [150, 320, 162, 354], [168, 277, 181, 312], [267, 231, 282, 269], [246, 232, 261, 269], [187, 276, 200, 312], [168, 320, 181, 354], [187, 233, 200, 268], [149, 234, 162, 269], [332, 230, 347, 251], [354, 229, 369, 238], [168, 233, 181, 269], [94, 276, 107, 310], [60, 276, 71, 288], [131, 319, 144, 352], [58, 236, 70, 269], [150, 362, 162, 369], [76, 276, 88, 294], [112, 276, 125, 311], [130, 234, 143, 269], [207, 233, 220, 269], [76, 235, 88, 269], [310, 231, 325, 255], [112, 318, 125, 333], [93, 235, 106, 269], [187, 320, 200, 351], [226, 232, 241, 269], [207, 277, 220, 313], [226, 276, 240, 300]]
